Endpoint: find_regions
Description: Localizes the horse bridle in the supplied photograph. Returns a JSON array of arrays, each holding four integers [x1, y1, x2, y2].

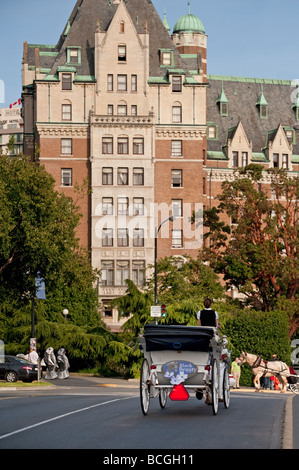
[[239, 352, 262, 368], [239, 352, 288, 374]]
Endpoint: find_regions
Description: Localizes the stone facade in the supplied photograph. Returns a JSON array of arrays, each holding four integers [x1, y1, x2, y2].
[[0, 107, 23, 156], [21, 0, 299, 330]]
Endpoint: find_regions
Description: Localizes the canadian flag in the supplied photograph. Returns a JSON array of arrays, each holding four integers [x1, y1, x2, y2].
[[9, 98, 21, 108]]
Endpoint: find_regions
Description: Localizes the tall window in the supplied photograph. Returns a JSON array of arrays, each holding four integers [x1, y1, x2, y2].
[[133, 197, 144, 216], [117, 197, 129, 215], [208, 125, 217, 139], [133, 168, 144, 185], [171, 140, 182, 157], [171, 169, 182, 187], [62, 73, 72, 90], [172, 76, 182, 92], [116, 261, 129, 286], [107, 74, 113, 91], [62, 103, 72, 121], [67, 47, 80, 64], [102, 197, 113, 215], [161, 51, 171, 66], [232, 151, 238, 167], [102, 137, 113, 154], [241, 152, 248, 167], [260, 105, 268, 118], [118, 45, 126, 62], [102, 167, 113, 185], [131, 75, 137, 92], [61, 168, 72, 186], [172, 199, 182, 218], [172, 230, 183, 248], [117, 104, 127, 116], [118, 137, 128, 154], [101, 261, 114, 286], [133, 228, 144, 247], [133, 137, 144, 154], [117, 228, 129, 247], [282, 154, 288, 169], [61, 138, 72, 155], [132, 261, 145, 286], [172, 104, 182, 123], [273, 153, 279, 168], [117, 75, 127, 91], [102, 228, 113, 247], [117, 167, 128, 185]]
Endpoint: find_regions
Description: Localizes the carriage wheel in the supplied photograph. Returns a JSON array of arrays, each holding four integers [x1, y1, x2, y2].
[[223, 366, 230, 409], [289, 384, 299, 395], [211, 359, 219, 415], [140, 358, 150, 415], [159, 389, 168, 409]]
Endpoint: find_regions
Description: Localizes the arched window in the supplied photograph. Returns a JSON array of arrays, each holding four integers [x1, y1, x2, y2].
[[117, 100, 127, 116], [62, 100, 72, 121], [172, 102, 182, 123]]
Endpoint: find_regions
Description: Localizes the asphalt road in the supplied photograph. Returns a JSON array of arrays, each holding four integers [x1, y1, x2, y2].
[[0, 375, 294, 451]]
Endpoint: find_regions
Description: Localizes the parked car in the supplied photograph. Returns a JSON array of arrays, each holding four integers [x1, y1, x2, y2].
[[0, 355, 42, 383], [229, 374, 236, 388]]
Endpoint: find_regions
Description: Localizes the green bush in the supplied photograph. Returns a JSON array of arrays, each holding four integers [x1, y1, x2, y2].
[[223, 309, 291, 387]]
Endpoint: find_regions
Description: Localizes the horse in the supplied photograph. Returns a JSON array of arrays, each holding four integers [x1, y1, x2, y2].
[[239, 351, 290, 392]]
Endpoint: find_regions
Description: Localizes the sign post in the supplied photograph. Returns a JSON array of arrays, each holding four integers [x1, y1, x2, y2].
[[151, 306, 161, 318]]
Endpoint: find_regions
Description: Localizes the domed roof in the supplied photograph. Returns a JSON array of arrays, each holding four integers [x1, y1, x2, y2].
[[173, 3, 205, 34]]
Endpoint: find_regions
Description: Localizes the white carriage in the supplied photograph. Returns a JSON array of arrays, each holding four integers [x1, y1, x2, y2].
[[139, 324, 231, 415]]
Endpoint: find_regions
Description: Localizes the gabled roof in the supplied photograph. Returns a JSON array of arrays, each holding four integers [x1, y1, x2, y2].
[[27, 0, 195, 79], [207, 75, 299, 155]]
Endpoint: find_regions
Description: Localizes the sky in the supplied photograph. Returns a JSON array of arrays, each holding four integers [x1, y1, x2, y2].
[[1, 0, 298, 108]]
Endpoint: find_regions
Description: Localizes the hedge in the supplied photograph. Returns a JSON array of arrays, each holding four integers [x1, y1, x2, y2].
[[222, 309, 291, 387]]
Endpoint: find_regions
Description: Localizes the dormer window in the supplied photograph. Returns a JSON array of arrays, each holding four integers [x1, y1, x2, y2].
[[256, 84, 268, 119], [284, 128, 295, 144], [160, 49, 173, 66], [220, 102, 228, 116], [172, 76, 182, 92], [216, 82, 228, 117], [67, 47, 81, 65], [260, 105, 268, 118], [62, 73, 72, 90]]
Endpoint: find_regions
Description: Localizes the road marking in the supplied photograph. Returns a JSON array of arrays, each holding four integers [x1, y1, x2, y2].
[[0, 396, 134, 441], [96, 384, 118, 387]]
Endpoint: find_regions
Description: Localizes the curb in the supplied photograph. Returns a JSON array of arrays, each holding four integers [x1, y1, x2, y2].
[[282, 394, 294, 449]]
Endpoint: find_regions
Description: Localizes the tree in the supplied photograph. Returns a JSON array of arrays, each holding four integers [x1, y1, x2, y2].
[[200, 165, 299, 337], [112, 257, 225, 335], [0, 154, 81, 298], [0, 154, 112, 365]]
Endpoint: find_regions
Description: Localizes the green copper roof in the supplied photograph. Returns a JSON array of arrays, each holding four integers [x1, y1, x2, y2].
[[173, 2, 205, 34], [163, 9, 171, 33], [256, 84, 268, 106], [216, 81, 228, 104]]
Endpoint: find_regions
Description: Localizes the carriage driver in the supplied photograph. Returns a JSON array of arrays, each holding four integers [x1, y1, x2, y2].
[[197, 297, 219, 328]]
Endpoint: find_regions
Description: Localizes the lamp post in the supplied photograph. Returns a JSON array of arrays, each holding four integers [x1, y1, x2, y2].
[[154, 215, 174, 306]]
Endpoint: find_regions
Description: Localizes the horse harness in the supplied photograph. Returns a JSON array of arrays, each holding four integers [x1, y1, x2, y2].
[[242, 353, 288, 376]]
